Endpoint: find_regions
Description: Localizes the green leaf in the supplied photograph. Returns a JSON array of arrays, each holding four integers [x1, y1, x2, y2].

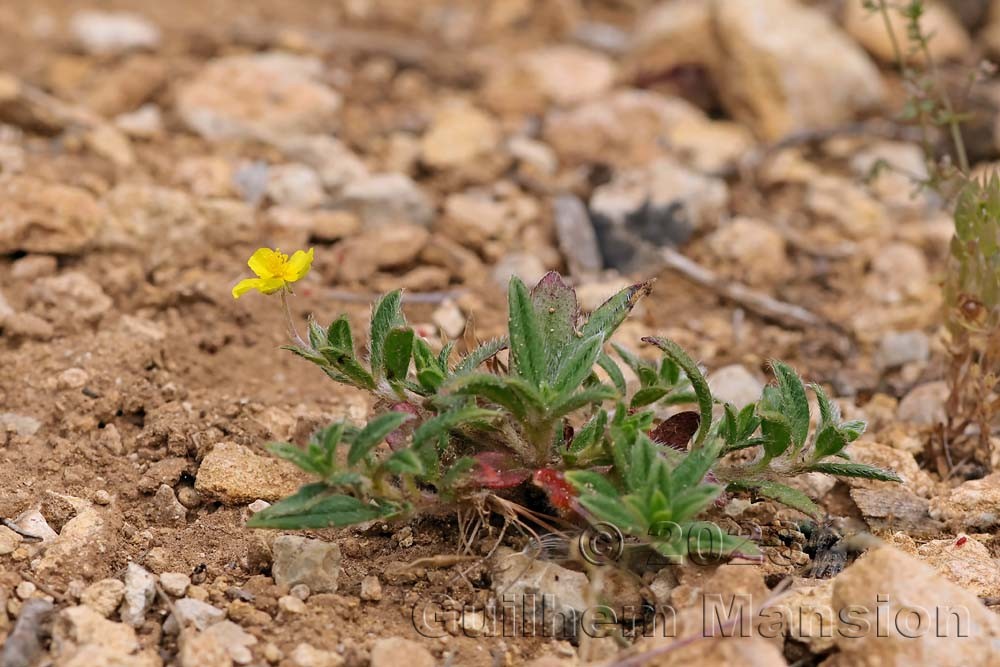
[[612, 342, 655, 377], [247, 485, 397, 529], [669, 485, 723, 522], [383, 327, 415, 381], [347, 412, 411, 466], [307, 317, 327, 349], [268, 442, 325, 476], [438, 341, 456, 369], [813, 424, 848, 459], [807, 462, 902, 482], [531, 272, 580, 373], [759, 414, 792, 460], [553, 334, 603, 394], [811, 382, 838, 428], [445, 373, 528, 419], [282, 345, 328, 366], [578, 493, 645, 534], [671, 438, 722, 491], [642, 337, 713, 448], [565, 470, 619, 498], [508, 277, 545, 386], [569, 410, 608, 454], [411, 407, 501, 449], [318, 345, 376, 390], [412, 338, 446, 391], [453, 337, 508, 375], [581, 280, 654, 343], [730, 480, 822, 519], [383, 449, 425, 476], [369, 290, 405, 380], [597, 352, 626, 394], [548, 384, 616, 419], [630, 386, 669, 409], [771, 360, 811, 452], [327, 315, 354, 352]]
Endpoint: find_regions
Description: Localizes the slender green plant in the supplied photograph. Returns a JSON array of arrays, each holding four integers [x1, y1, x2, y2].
[[865, 0, 1000, 469]]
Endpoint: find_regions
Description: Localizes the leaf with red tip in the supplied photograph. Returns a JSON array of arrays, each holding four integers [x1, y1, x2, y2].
[[531, 272, 580, 373], [470, 452, 531, 489], [532, 468, 577, 512], [650, 411, 701, 451]]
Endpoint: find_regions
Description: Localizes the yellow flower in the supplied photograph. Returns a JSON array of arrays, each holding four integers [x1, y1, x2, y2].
[[232, 247, 314, 299]]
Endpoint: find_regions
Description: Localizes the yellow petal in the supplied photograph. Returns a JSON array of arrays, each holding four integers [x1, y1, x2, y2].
[[282, 248, 314, 282], [232, 277, 286, 299], [247, 247, 283, 279]]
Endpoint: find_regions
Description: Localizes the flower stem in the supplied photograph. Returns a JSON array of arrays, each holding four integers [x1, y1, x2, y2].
[[280, 289, 309, 349]]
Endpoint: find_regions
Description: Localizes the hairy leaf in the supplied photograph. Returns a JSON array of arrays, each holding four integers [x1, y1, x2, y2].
[[531, 272, 580, 373], [247, 485, 396, 528], [383, 327, 415, 382], [412, 407, 501, 449], [453, 337, 508, 375], [581, 280, 654, 343], [553, 334, 603, 394], [642, 337, 713, 448], [731, 480, 821, 519], [508, 277, 545, 386], [369, 290, 405, 380], [347, 411, 412, 466], [807, 462, 903, 482]]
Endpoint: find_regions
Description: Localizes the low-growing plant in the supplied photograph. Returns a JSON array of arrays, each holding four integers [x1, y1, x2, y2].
[[864, 0, 1000, 470], [235, 251, 899, 559]]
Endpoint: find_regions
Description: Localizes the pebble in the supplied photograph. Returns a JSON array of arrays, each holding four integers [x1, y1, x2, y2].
[[279, 595, 307, 615], [360, 575, 382, 602], [491, 547, 588, 638], [590, 157, 728, 271], [705, 217, 790, 285], [176, 52, 341, 141], [120, 562, 156, 627], [194, 441, 308, 505], [876, 330, 931, 370], [339, 172, 433, 228], [843, 0, 970, 64], [708, 364, 764, 409], [491, 252, 547, 289], [114, 103, 164, 139], [153, 484, 187, 525], [159, 572, 191, 597], [897, 380, 949, 425], [832, 546, 1000, 666], [432, 300, 466, 339], [202, 620, 258, 664], [168, 597, 226, 632], [0, 526, 22, 555], [266, 163, 325, 209], [290, 584, 311, 600], [272, 535, 342, 594], [553, 195, 602, 277], [10, 254, 57, 280], [81, 579, 125, 618], [70, 10, 161, 55], [370, 638, 435, 667], [419, 102, 502, 172], [290, 642, 344, 667], [15, 581, 36, 599], [929, 472, 1000, 530], [247, 499, 271, 514], [0, 176, 102, 254]]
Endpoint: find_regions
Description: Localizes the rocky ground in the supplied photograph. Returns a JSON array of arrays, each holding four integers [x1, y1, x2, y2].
[[2, 0, 1000, 666]]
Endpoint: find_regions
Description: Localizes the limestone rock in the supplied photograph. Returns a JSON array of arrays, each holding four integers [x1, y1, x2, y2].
[[194, 442, 309, 504], [272, 535, 342, 594], [0, 176, 102, 254], [176, 53, 341, 141]]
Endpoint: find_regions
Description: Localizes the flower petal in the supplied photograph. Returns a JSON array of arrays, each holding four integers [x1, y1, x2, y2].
[[248, 247, 281, 279], [232, 277, 286, 299], [283, 248, 314, 282]]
